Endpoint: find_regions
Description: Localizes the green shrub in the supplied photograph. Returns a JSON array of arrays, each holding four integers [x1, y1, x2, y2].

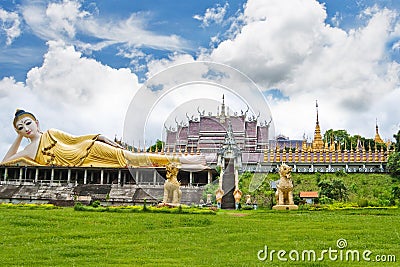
[[91, 200, 101, 208], [357, 199, 369, 207]]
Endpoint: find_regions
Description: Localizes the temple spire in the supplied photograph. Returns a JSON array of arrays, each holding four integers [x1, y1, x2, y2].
[[221, 94, 226, 116], [219, 94, 226, 123], [374, 118, 384, 144], [312, 100, 324, 150]]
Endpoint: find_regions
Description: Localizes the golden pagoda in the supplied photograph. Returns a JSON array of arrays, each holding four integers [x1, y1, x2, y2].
[[312, 100, 324, 150], [374, 119, 384, 144]]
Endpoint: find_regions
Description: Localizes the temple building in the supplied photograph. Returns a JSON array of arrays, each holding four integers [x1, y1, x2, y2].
[[164, 95, 271, 167], [0, 98, 395, 206]]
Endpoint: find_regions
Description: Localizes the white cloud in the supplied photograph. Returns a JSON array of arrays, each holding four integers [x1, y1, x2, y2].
[[146, 53, 196, 79], [193, 3, 229, 28], [0, 8, 21, 45], [21, 0, 189, 52], [45, 0, 89, 38], [202, 0, 400, 141], [145, 0, 400, 142], [0, 40, 140, 157]]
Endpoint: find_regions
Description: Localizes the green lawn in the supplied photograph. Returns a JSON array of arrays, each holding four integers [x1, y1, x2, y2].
[[0, 207, 399, 266]]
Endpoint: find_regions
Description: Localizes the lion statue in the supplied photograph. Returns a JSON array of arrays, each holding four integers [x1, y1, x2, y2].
[[275, 163, 294, 205], [162, 162, 182, 205]]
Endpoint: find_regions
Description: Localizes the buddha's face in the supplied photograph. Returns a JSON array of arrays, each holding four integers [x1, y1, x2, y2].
[[15, 117, 40, 139]]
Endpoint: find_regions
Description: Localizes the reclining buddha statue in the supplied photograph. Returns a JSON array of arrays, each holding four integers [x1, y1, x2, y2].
[[1, 109, 206, 170]]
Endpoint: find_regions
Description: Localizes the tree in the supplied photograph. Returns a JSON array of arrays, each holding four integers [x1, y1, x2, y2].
[[392, 185, 400, 205], [201, 180, 219, 204], [324, 129, 350, 149], [238, 172, 275, 208], [318, 179, 348, 201], [387, 152, 400, 179], [323, 129, 385, 151], [147, 139, 164, 152], [393, 130, 400, 152]]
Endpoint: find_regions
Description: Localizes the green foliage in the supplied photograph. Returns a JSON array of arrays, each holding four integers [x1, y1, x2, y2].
[[357, 198, 369, 207], [315, 172, 321, 183], [393, 130, 400, 152], [73, 202, 217, 214], [201, 180, 219, 204], [392, 185, 400, 200], [387, 152, 400, 178], [146, 139, 164, 152], [238, 171, 274, 208], [0, 203, 59, 210], [91, 200, 101, 208], [335, 170, 347, 177], [323, 129, 386, 151], [318, 179, 348, 201], [318, 196, 334, 204]]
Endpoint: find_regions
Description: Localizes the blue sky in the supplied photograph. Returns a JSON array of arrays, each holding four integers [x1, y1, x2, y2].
[[1, 0, 247, 81], [1, 0, 400, 156]]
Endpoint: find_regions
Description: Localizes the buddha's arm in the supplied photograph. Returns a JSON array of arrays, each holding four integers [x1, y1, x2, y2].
[[2, 134, 23, 162], [97, 135, 124, 149]]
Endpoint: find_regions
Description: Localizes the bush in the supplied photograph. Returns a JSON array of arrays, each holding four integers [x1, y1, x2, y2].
[[357, 199, 369, 207], [91, 200, 101, 208], [387, 152, 400, 178]]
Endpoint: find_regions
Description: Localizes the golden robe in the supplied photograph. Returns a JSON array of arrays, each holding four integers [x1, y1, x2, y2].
[[34, 129, 177, 168]]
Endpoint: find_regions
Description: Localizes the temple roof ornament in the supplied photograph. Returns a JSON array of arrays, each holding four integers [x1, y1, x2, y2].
[[219, 94, 227, 123], [217, 121, 242, 159], [374, 119, 384, 144], [312, 100, 324, 150]]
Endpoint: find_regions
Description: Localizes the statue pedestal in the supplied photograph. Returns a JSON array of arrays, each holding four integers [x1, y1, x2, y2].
[[272, 204, 298, 211]]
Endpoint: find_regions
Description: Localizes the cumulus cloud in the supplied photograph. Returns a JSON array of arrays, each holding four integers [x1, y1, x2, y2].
[[145, 0, 400, 142], [0, 8, 21, 45], [193, 3, 229, 27], [0, 40, 140, 157], [202, 0, 400, 141]]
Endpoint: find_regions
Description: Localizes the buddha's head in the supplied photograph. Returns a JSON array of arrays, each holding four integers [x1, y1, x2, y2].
[[13, 109, 41, 139]]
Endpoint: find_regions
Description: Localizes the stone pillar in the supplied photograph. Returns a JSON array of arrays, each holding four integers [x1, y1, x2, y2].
[[50, 168, 54, 185], [234, 168, 239, 189], [67, 169, 71, 184], [84, 169, 87, 184], [100, 169, 104, 185], [117, 170, 121, 186], [219, 168, 224, 189], [19, 168, 23, 184], [153, 169, 157, 185], [135, 170, 139, 184], [207, 170, 212, 184], [35, 168, 39, 184], [4, 167, 8, 182], [189, 171, 193, 186]]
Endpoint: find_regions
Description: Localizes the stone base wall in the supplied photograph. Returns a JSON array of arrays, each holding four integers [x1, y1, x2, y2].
[[0, 184, 205, 206]]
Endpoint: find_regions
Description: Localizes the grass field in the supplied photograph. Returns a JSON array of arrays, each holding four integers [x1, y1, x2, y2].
[[0, 206, 399, 266]]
